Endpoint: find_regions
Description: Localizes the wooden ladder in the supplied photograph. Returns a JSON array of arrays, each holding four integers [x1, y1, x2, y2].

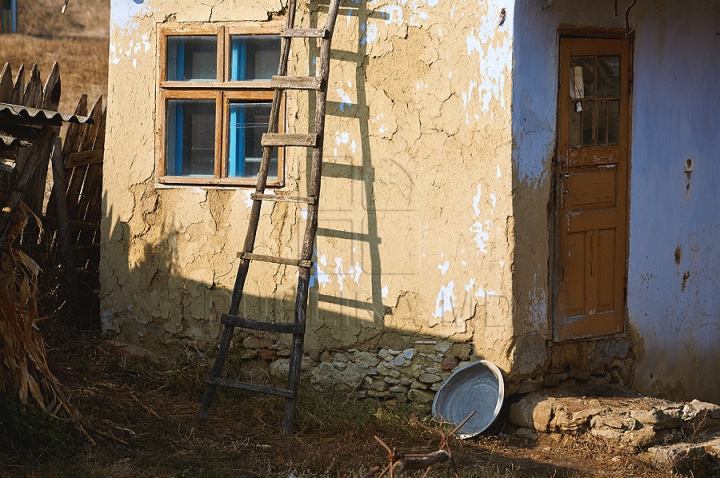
[[198, 0, 342, 436]]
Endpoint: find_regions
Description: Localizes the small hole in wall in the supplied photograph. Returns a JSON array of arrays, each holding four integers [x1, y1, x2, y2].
[[650, 373, 653, 379]]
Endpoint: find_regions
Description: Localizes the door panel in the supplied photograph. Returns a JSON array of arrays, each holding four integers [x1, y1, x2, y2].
[[553, 37, 631, 342]]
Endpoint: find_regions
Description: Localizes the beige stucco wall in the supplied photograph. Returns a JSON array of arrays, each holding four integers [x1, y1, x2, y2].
[[103, 0, 516, 396]]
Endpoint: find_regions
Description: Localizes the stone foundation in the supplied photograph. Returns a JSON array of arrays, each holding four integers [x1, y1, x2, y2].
[[510, 386, 720, 449], [262, 340, 475, 403], [506, 337, 637, 395]]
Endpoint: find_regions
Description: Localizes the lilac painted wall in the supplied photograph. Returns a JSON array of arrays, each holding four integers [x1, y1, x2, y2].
[[512, 0, 720, 402]]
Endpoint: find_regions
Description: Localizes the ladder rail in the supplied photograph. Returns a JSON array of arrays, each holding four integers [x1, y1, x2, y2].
[[281, 0, 342, 435], [199, 3, 299, 420], [199, 0, 342, 436]]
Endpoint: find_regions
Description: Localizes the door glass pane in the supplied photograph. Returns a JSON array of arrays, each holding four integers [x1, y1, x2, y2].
[[596, 100, 608, 146], [569, 102, 582, 148], [607, 100, 620, 145], [227, 101, 277, 178], [597, 56, 620, 97], [230, 36, 281, 81], [167, 36, 217, 81], [582, 101, 595, 146], [166, 100, 215, 176], [570, 56, 595, 98]]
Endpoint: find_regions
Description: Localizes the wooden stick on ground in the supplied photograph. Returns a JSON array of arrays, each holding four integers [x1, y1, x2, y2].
[[366, 411, 476, 477]]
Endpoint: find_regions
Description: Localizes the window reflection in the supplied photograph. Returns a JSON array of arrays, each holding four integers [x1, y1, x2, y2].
[[166, 100, 216, 176], [597, 56, 620, 97], [167, 36, 217, 81]]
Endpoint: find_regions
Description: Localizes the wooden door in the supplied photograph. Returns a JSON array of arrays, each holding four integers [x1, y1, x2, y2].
[[553, 37, 631, 342]]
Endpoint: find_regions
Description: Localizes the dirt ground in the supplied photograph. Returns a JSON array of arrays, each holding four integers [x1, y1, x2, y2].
[[0, 329, 677, 478]]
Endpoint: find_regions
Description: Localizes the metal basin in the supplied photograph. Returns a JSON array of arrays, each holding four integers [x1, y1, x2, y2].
[[432, 360, 505, 438]]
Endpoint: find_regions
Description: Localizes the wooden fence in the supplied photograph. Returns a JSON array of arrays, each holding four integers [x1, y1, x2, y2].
[[0, 62, 105, 309], [45, 94, 106, 268]]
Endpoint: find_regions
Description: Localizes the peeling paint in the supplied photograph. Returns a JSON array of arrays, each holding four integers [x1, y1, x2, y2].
[[433, 281, 456, 319], [470, 220, 490, 253]]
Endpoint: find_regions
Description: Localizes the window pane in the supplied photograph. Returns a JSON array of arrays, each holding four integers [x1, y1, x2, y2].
[[607, 100, 620, 145], [167, 36, 217, 81], [230, 36, 281, 81], [597, 56, 620, 97], [569, 101, 582, 148], [227, 101, 277, 178], [166, 100, 215, 176], [596, 100, 608, 146], [570, 56, 595, 99], [582, 100, 595, 147]]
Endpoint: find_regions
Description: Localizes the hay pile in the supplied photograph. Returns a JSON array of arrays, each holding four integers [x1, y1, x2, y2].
[[0, 200, 91, 442]]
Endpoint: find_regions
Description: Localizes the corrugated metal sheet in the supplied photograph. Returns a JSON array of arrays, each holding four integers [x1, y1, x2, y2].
[[0, 102, 94, 125], [0, 131, 29, 149]]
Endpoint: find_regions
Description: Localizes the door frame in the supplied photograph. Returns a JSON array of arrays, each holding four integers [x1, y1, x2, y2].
[[548, 29, 634, 344]]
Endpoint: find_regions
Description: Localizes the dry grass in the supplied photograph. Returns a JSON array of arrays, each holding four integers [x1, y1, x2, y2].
[[17, 0, 109, 38], [0, 0, 108, 114], [0, 332, 570, 478], [0, 35, 108, 115], [0, 330, 671, 478]]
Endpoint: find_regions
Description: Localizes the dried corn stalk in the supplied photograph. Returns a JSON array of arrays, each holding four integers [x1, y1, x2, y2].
[[0, 199, 92, 442]]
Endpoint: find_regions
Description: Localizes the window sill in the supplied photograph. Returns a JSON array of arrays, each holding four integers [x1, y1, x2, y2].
[[157, 176, 284, 188], [160, 81, 273, 90]]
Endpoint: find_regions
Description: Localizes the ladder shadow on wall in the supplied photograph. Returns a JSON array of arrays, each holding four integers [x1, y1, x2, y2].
[[305, 0, 409, 331]]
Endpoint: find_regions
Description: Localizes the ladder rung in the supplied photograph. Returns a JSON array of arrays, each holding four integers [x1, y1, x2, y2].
[[240, 252, 313, 268], [281, 28, 328, 38], [221, 313, 305, 334], [271, 75, 323, 90], [204, 377, 295, 399], [251, 193, 316, 205], [262, 133, 318, 147]]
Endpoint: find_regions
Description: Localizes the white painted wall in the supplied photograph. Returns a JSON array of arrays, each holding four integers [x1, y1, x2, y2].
[[512, 0, 720, 402]]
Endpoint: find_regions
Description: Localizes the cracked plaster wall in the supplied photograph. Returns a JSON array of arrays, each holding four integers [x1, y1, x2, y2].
[[102, 0, 518, 389], [511, 0, 720, 403]]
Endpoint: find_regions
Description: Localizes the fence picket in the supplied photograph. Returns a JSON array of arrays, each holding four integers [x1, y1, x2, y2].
[[10, 64, 24, 104], [0, 63, 12, 103], [22, 64, 43, 109], [42, 62, 61, 111]]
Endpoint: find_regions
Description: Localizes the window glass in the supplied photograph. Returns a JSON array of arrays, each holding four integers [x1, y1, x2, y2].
[[568, 102, 582, 148], [230, 36, 281, 81], [582, 101, 595, 147], [228, 101, 277, 178], [597, 100, 608, 146], [607, 100, 620, 145], [166, 100, 215, 176], [597, 56, 620, 97], [167, 36, 217, 81], [569, 56, 595, 98]]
